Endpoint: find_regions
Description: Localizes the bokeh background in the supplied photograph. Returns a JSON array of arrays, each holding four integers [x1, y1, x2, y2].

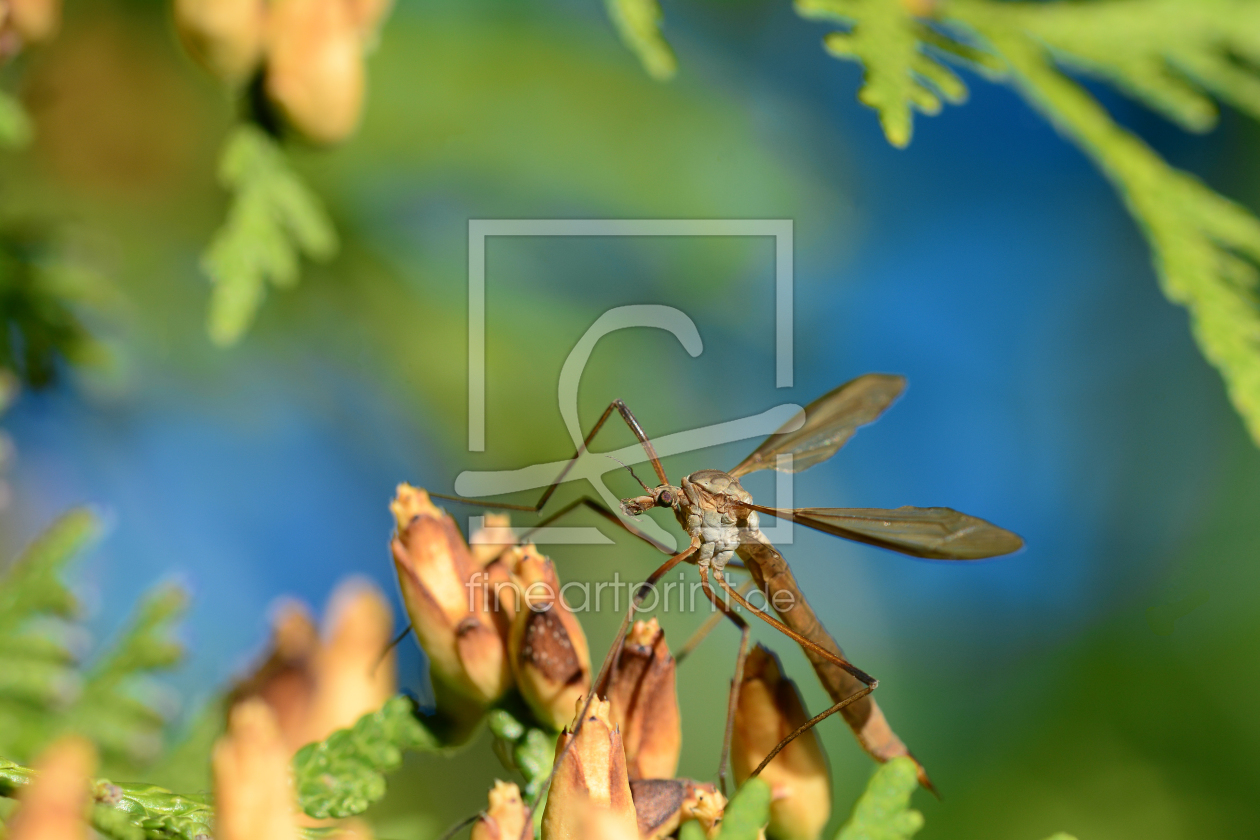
[[3, 0, 1259, 838]]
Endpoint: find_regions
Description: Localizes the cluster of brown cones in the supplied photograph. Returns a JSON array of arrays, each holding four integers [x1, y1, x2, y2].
[[7, 576, 396, 840], [173, 0, 390, 144], [392, 485, 834, 840]]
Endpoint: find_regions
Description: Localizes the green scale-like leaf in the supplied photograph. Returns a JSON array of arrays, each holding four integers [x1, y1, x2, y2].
[[797, 0, 999, 147], [946, 0, 1260, 449], [293, 695, 440, 819], [202, 125, 338, 346], [835, 756, 924, 840]]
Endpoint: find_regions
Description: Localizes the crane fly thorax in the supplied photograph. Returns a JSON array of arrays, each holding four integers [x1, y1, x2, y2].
[[678, 471, 759, 571], [619, 471, 760, 571]]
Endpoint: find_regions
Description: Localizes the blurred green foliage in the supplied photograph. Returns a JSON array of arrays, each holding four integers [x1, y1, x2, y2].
[[0, 225, 105, 388], [294, 696, 437, 819], [0, 92, 32, 149], [0, 510, 184, 777], [202, 125, 338, 347], [834, 757, 923, 840]]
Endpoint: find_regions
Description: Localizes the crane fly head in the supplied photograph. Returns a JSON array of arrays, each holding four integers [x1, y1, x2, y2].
[[608, 455, 680, 516], [620, 483, 681, 517]]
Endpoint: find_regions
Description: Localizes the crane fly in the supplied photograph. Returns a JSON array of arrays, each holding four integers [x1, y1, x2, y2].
[[434, 373, 1022, 802]]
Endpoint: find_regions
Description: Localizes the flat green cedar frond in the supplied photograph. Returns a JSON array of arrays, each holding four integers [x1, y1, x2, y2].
[[714, 778, 771, 840], [488, 708, 557, 804], [982, 0, 1260, 133], [0, 513, 185, 769], [202, 124, 338, 347], [293, 695, 440, 819], [0, 230, 107, 387], [0, 509, 95, 631], [949, 1, 1260, 448], [835, 756, 924, 840], [61, 586, 187, 773], [797, 0, 992, 147], [607, 0, 677, 81]]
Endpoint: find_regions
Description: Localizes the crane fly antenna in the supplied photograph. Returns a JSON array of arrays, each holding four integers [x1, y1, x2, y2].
[[371, 623, 413, 676], [606, 454, 651, 492]]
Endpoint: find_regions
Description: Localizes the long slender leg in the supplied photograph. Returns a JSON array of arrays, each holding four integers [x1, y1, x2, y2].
[[698, 566, 750, 796], [513, 495, 673, 554], [710, 569, 883, 781], [675, 577, 754, 664], [433, 399, 669, 515], [522, 543, 697, 840], [713, 569, 876, 688], [749, 681, 876, 780]]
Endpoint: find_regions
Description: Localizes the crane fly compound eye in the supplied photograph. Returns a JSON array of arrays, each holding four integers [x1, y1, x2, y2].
[[658, 490, 672, 505]]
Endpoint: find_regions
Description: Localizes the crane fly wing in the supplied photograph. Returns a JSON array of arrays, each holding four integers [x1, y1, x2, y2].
[[729, 374, 906, 478], [744, 503, 1024, 560]]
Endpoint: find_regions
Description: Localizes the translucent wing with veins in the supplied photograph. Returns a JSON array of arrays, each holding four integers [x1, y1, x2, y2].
[[729, 374, 905, 478], [743, 503, 1024, 560]]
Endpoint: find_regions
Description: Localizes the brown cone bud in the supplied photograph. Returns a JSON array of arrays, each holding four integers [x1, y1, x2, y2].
[[541, 696, 637, 840], [731, 646, 830, 840], [505, 546, 590, 731], [304, 578, 396, 742], [173, 0, 265, 84], [228, 579, 396, 752], [228, 600, 319, 750], [7, 0, 60, 44], [629, 779, 726, 840], [8, 736, 95, 840], [213, 699, 301, 840], [470, 512, 514, 565], [605, 618, 680, 780], [264, 0, 364, 145], [391, 485, 511, 712], [470, 780, 530, 840]]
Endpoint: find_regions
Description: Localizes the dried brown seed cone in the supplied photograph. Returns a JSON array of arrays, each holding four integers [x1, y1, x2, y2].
[[629, 779, 726, 840], [228, 600, 320, 751], [470, 780, 530, 840], [391, 484, 512, 710], [213, 699, 301, 840], [173, 0, 265, 84], [7, 0, 60, 44], [605, 618, 681, 780], [470, 512, 514, 565], [8, 736, 95, 840], [506, 546, 591, 731], [731, 645, 831, 840], [264, 0, 364, 145], [227, 579, 396, 752], [679, 781, 726, 839], [541, 696, 637, 840], [304, 578, 396, 742]]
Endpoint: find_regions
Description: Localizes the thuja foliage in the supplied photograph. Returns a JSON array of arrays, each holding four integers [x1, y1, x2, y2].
[[0, 509, 184, 776], [612, 0, 1260, 449], [202, 125, 338, 348], [0, 225, 107, 388], [294, 696, 438, 819]]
